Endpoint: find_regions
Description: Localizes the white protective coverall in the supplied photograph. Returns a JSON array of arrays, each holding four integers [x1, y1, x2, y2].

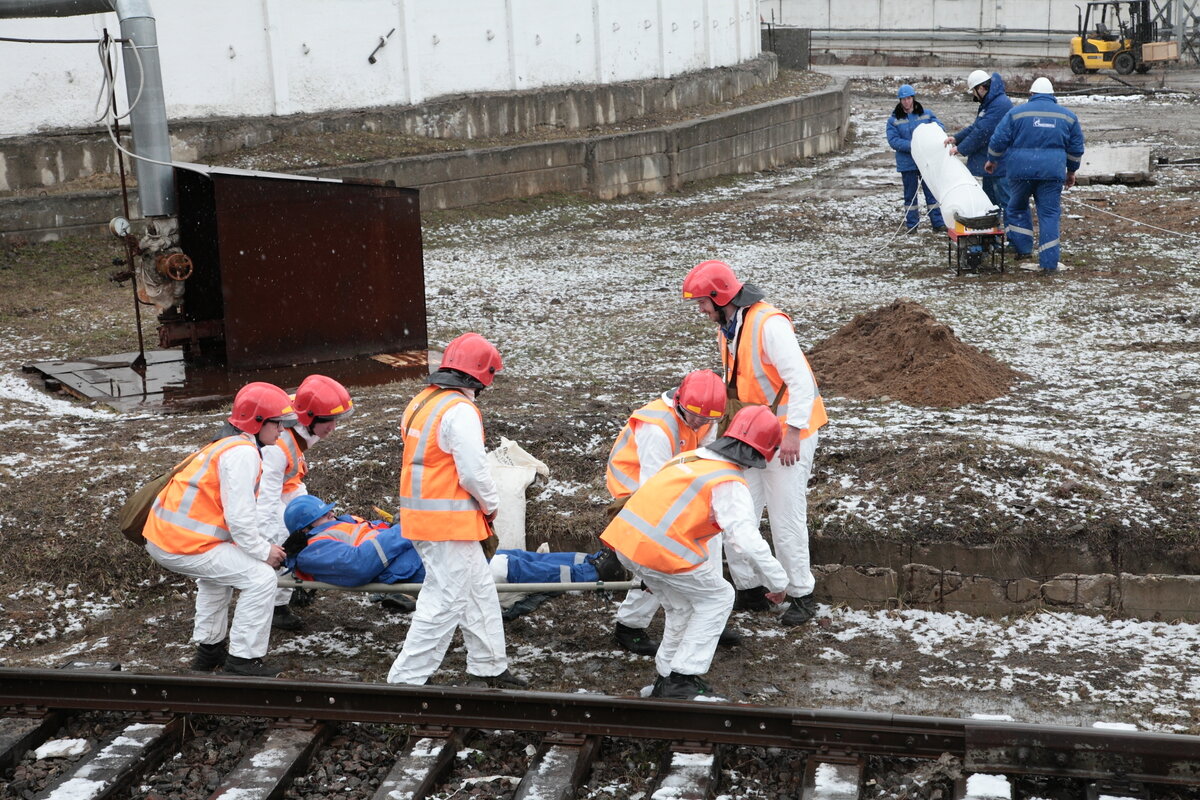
[[614, 448, 787, 678], [725, 312, 820, 599], [144, 437, 278, 659], [387, 391, 508, 685], [257, 424, 321, 605], [615, 391, 717, 630]]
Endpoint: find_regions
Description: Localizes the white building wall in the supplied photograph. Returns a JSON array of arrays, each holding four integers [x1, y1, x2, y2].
[[156, 3, 276, 119], [760, 0, 1078, 30], [510, 0, 599, 88], [0, 0, 760, 136], [595, 0, 665, 82]]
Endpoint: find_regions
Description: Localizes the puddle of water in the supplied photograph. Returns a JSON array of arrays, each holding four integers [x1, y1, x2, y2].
[[25, 349, 430, 412]]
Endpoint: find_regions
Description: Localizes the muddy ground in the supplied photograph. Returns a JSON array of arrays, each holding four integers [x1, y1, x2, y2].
[[1, 71, 1199, 733]]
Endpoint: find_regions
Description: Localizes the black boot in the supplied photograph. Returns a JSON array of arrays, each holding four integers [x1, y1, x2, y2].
[[733, 586, 771, 611], [190, 641, 227, 671], [780, 593, 817, 627], [273, 604, 304, 631], [614, 622, 659, 656], [586, 549, 630, 582], [289, 587, 316, 608], [651, 671, 714, 700], [466, 668, 529, 689], [380, 593, 417, 613], [717, 625, 743, 648], [224, 655, 282, 677]]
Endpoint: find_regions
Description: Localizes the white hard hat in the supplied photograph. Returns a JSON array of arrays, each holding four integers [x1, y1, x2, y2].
[[967, 70, 990, 90], [1030, 77, 1054, 94]]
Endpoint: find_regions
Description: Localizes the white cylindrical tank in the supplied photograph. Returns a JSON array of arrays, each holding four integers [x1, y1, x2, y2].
[[911, 122, 998, 227]]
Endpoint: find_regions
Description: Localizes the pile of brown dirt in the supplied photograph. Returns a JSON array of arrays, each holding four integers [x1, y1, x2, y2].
[[808, 298, 1023, 407]]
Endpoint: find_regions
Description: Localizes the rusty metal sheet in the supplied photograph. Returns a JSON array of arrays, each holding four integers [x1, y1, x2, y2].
[[175, 170, 427, 370]]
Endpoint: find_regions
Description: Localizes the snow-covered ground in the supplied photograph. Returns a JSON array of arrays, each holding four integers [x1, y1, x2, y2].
[[1, 83, 1199, 732]]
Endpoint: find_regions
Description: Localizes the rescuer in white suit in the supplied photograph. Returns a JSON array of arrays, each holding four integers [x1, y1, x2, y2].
[[681, 260, 829, 627], [387, 333, 526, 688]]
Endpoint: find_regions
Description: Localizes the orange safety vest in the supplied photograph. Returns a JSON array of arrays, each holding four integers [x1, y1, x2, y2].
[[600, 452, 746, 574], [309, 517, 389, 553], [143, 435, 261, 555], [720, 301, 828, 440], [397, 386, 488, 542], [276, 427, 308, 498], [606, 398, 706, 499]]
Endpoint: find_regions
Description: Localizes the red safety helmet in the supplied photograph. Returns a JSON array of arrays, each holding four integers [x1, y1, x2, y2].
[[724, 404, 782, 461], [682, 260, 743, 306], [293, 375, 354, 425], [229, 382, 297, 435], [675, 369, 726, 420], [440, 332, 503, 387]]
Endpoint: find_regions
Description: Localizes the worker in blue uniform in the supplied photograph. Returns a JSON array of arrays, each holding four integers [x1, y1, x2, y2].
[[946, 69, 1014, 213], [282, 495, 626, 588], [985, 77, 1085, 273], [886, 83, 947, 233]]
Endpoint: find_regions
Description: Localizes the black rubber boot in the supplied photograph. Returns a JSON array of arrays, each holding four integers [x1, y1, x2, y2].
[[380, 593, 417, 613], [651, 671, 714, 700], [587, 548, 630, 582], [289, 587, 315, 608], [780, 593, 817, 627], [224, 655, 282, 677], [733, 586, 771, 612], [190, 641, 227, 671], [614, 622, 659, 656], [717, 625, 743, 648], [466, 668, 528, 689], [273, 604, 304, 631]]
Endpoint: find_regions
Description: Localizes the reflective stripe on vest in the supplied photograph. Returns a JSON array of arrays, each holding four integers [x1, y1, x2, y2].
[[398, 386, 487, 541], [722, 302, 828, 440], [600, 455, 745, 574], [605, 398, 698, 499], [309, 519, 389, 567], [143, 435, 260, 555], [277, 428, 306, 495]]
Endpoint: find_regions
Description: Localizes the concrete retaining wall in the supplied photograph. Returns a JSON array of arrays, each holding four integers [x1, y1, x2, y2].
[[817, 564, 1200, 622], [0, 56, 779, 197], [0, 77, 851, 239], [316, 80, 849, 210]]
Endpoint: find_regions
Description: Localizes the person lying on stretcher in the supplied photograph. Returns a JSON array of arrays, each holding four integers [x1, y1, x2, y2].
[[282, 494, 628, 590]]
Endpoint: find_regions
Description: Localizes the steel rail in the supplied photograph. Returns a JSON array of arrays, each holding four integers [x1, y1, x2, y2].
[[2, 668, 1199, 786]]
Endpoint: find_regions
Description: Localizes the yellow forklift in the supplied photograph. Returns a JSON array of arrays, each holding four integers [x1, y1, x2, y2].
[[1069, 0, 1179, 75]]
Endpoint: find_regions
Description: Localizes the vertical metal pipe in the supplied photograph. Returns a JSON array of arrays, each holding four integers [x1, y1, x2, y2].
[[114, 0, 175, 217], [0, 0, 175, 218]]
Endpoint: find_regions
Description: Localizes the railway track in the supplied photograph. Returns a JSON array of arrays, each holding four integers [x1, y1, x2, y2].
[[1, 667, 1198, 799]]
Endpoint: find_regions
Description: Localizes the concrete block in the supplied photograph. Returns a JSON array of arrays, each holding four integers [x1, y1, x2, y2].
[[910, 542, 1108, 580], [1119, 573, 1200, 622], [902, 563, 944, 605], [814, 564, 898, 605], [1041, 573, 1116, 610], [1078, 145, 1151, 183], [1005, 577, 1042, 604], [939, 574, 1040, 616]]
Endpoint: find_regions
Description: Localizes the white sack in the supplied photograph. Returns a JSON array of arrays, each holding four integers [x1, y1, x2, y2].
[[911, 122, 998, 225], [486, 437, 549, 551]]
